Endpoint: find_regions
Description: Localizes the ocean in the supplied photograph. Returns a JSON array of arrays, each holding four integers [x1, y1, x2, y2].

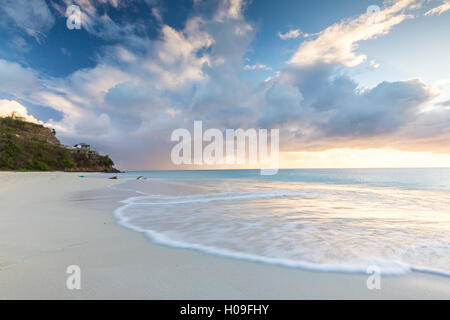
[[108, 168, 450, 277]]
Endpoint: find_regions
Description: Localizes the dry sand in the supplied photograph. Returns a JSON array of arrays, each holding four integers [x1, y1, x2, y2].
[[0, 172, 449, 299]]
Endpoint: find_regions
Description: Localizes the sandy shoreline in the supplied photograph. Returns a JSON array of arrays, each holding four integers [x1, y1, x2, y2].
[[0, 172, 449, 299]]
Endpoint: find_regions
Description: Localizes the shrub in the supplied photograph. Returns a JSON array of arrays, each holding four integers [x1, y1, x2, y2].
[[26, 159, 50, 171], [2, 139, 22, 157], [0, 156, 15, 169], [99, 155, 114, 167]]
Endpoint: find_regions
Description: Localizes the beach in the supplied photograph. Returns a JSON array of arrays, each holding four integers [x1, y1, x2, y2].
[[0, 171, 449, 299]]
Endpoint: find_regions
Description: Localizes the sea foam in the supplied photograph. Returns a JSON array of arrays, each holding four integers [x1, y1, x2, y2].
[[108, 171, 450, 278]]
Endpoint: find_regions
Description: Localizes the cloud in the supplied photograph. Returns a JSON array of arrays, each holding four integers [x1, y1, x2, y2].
[[425, 1, 450, 15], [278, 29, 307, 40], [435, 78, 450, 87], [320, 79, 436, 137], [258, 0, 444, 152], [436, 100, 450, 107], [244, 64, 272, 70], [214, 0, 246, 21], [0, 99, 42, 124], [262, 60, 437, 149], [74, 112, 112, 136], [369, 60, 380, 69], [0, 0, 257, 169], [50, 0, 148, 50], [1, 0, 450, 169], [0, 0, 55, 42], [142, 19, 214, 88], [0, 59, 39, 96], [259, 83, 303, 127], [289, 0, 416, 67], [151, 7, 163, 22]]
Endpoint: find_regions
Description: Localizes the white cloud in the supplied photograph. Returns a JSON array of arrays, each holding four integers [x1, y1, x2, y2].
[[244, 64, 272, 70], [264, 71, 281, 82], [0, 59, 38, 96], [0, 0, 254, 158], [289, 0, 417, 67], [435, 78, 450, 87], [0, 99, 42, 124], [278, 29, 306, 40], [215, 0, 246, 21], [425, 1, 450, 15], [50, 0, 146, 49], [370, 60, 380, 69], [2, 0, 450, 169], [1, 0, 55, 42], [143, 19, 214, 88], [151, 7, 163, 22], [74, 112, 112, 136], [114, 46, 137, 63]]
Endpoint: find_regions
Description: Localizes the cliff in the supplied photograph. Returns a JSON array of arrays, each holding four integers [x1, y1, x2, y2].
[[0, 116, 119, 172]]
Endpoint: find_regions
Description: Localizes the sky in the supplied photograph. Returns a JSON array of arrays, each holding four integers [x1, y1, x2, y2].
[[0, 0, 449, 170]]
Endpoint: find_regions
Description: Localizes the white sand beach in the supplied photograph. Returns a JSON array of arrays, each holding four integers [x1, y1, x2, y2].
[[0, 172, 449, 299]]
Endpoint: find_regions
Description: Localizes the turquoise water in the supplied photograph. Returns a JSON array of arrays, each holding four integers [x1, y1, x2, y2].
[[124, 168, 450, 190], [110, 169, 450, 276]]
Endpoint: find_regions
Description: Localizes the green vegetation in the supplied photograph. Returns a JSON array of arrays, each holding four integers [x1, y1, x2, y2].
[[0, 115, 117, 172]]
